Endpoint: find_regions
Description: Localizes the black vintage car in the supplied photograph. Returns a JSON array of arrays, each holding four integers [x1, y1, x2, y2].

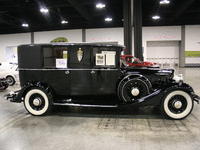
[[4, 43, 200, 119]]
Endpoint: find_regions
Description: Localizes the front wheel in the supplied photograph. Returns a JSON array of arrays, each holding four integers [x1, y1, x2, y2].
[[24, 88, 53, 116], [161, 90, 194, 120]]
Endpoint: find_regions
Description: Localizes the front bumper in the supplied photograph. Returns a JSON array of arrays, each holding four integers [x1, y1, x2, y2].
[[191, 92, 200, 104]]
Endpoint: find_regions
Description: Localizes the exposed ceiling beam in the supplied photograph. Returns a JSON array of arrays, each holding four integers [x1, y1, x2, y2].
[[151, 0, 160, 16], [67, 0, 93, 21], [0, 13, 19, 26], [170, 0, 196, 22]]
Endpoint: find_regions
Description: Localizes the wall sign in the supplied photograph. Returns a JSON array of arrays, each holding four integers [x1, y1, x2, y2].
[[96, 54, 105, 65], [50, 37, 68, 43], [185, 51, 200, 57], [56, 59, 67, 68], [102, 51, 116, 66]]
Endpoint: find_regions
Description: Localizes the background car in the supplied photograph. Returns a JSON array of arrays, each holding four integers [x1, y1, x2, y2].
[[121, 55, 160, 68], [0, 62, 19, 86]]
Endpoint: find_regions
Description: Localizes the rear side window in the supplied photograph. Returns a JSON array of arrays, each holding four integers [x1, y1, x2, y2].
[[43, 46, 68, 68], [93, 47, 116, 68]]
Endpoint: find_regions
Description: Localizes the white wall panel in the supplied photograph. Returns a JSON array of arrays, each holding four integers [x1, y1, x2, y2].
[[147, 41, 179, 64], [0, 33, 31, 62], [185, 57, 200, 64], [185, 25, 200, 51], [34, 29, 82, 43], [86, 28, 124, 45], [185, 25, 200, 64], [142, 26, 181, 61]]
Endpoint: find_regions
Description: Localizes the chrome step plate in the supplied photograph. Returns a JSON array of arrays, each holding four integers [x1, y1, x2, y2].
[[53, 103, 118, 108]]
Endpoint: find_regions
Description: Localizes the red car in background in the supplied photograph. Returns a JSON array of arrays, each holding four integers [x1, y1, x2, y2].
[[121, 55, 159, 68]]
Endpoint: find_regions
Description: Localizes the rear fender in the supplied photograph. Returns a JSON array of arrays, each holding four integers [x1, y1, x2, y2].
[[12, 81, 55, 103]]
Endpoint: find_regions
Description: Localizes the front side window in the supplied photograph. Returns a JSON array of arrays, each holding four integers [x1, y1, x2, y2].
[[93, 47, 116, 68], [43, 46, 68, 68]]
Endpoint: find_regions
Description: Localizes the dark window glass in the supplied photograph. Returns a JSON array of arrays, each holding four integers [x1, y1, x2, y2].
[[43, 46, 68, 68]]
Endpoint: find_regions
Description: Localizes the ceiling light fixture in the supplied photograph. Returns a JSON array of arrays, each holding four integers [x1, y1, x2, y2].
[[160, 0, 170, 4], [40, 8, 49, 13], [61, 20, 68, 24], [96, 3, 106, 9], [22, 23, 29, 27], [152, 16, 160, 19], [105, 17, 112, 21]]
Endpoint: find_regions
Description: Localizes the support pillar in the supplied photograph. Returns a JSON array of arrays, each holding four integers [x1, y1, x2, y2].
[[123, 0, 133, 55], [31, 32, 34, 44], [179, 25, 185, 67], [133, 0, 143, 61], [82, 29, 86, 42]]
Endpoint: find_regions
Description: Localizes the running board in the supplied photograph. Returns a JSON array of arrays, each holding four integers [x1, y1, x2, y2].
[[53, 103, 118, 108]]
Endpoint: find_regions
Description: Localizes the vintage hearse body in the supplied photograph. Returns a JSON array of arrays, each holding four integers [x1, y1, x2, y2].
[[4, 43, 200, 119]]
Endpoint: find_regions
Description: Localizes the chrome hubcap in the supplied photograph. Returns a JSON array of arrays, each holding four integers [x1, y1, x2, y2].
[[33, 98, 42, 106], [174, 100, 182, 109], [131, 88, 140, 96]]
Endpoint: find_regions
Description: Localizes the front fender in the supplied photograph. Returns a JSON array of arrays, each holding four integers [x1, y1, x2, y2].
[[118, 82, 195, 107]]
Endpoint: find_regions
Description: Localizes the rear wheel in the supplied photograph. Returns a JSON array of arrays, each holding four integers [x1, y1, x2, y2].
[[24, 87, 53, 116], [161, 90, 194, 120]]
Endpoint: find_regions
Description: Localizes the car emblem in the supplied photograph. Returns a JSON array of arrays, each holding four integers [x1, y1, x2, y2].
[[77, 48, 83, 62]]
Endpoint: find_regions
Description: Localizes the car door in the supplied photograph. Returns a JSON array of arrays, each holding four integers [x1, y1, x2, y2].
[[68, 45, 92, 100], [91, 46, 121, 100], [42, 46, 71, 98]]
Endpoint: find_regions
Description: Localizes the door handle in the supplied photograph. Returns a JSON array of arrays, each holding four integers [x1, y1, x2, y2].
[[91, 70, 95, 74], [65, 70, 70, 74]]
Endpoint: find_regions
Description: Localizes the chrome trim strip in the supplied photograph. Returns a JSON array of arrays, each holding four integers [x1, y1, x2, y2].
[[53, 103, 118, 108], [18, 68, 119, 71]]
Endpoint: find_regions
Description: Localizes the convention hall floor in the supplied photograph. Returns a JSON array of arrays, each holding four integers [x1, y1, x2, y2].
[[1, 67, 200, 150]]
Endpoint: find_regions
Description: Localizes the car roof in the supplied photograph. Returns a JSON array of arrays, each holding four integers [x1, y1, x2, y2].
[[18, 43, 125, 48]]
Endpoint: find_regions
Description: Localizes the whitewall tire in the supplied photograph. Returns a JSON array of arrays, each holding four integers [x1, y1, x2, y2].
[[161, 90, 193, 120], [24, 88, 52, 116]]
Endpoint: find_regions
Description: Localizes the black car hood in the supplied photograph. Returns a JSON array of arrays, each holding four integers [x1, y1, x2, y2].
[[122, 67, 174, 75]]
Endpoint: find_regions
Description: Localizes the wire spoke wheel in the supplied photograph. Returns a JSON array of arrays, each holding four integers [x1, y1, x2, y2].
[[162, 90, 194, 120], [126, 82, 144, 100], [29, 94, 46, 111], [119, 78, 149, 102], [168, 95, 187, 114], [24, 88, 52, 116]]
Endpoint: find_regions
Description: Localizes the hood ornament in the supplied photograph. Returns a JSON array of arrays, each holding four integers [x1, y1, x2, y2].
[[77, 48, 83, 62]]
